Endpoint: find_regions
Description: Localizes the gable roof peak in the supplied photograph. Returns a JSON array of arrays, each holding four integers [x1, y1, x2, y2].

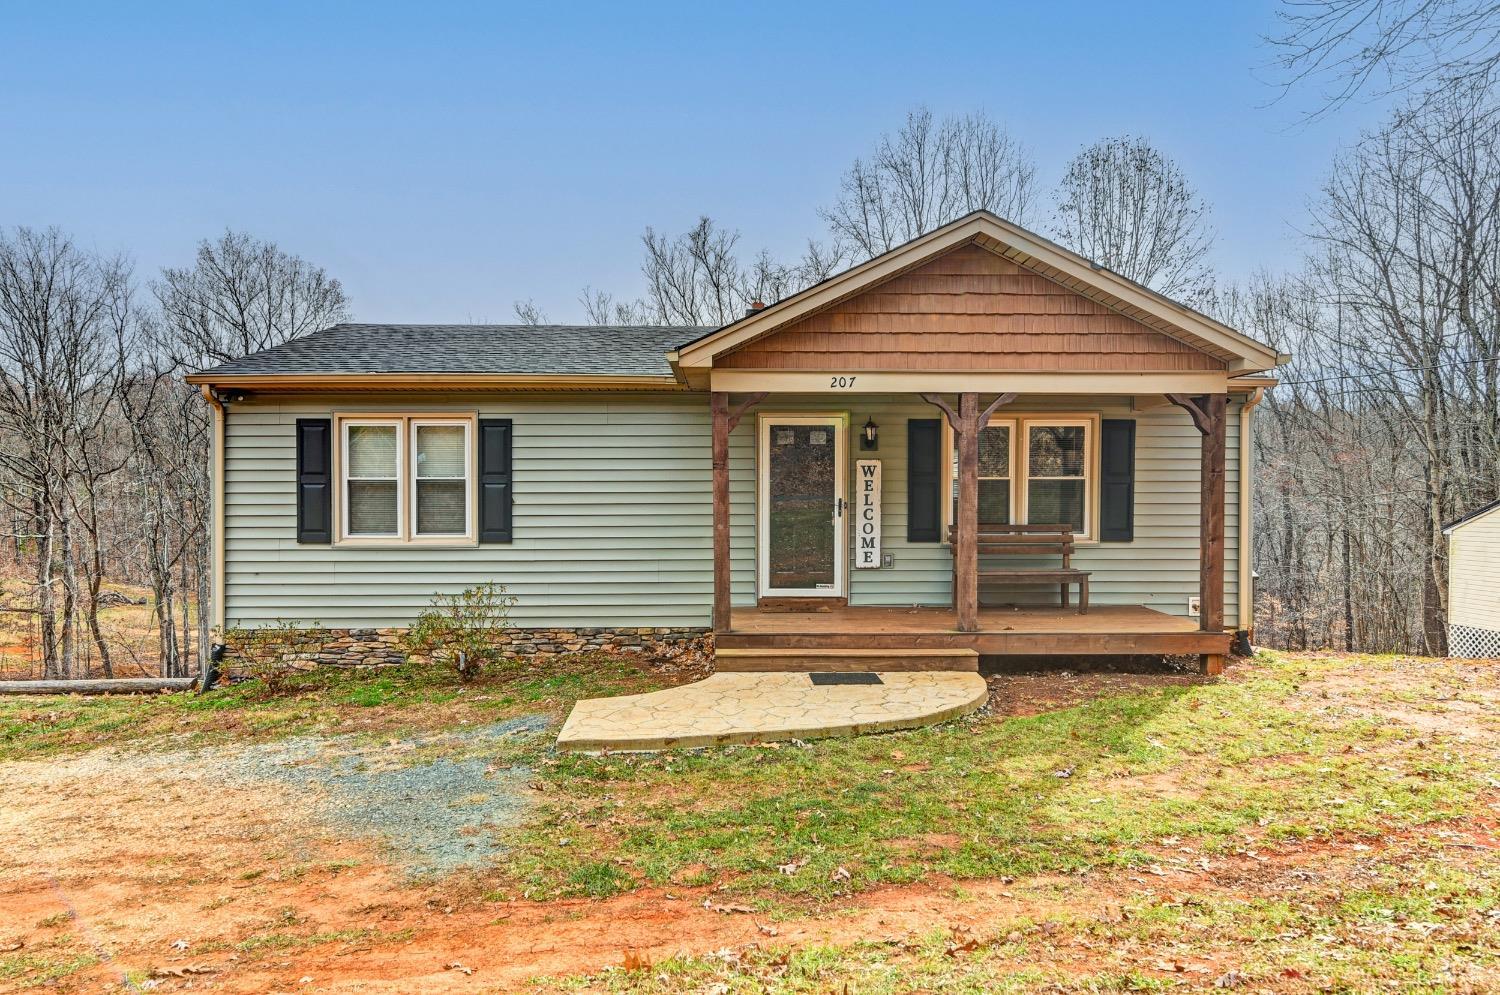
[[675, 210, 1282, 373]]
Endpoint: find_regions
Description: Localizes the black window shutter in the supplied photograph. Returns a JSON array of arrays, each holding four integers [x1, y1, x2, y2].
[[1099, 418, 1136, 542], [907, 418, 943, 542], [478, 418, 514, 543], [295, 418, 332, 544]]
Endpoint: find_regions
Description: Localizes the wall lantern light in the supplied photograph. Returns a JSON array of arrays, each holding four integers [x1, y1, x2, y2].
[[861, 416, 879, 451]]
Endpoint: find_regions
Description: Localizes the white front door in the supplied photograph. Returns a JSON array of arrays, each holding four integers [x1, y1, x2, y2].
[[757, 414, 847, 598]]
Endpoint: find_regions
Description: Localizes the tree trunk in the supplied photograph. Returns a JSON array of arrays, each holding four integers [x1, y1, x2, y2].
[[34, 511, 60, 680]]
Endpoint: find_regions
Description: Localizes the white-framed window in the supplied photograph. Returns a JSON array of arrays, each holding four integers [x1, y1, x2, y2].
[[1023, 419, 1092, 538], [945, 414, 1098, 540], [411, 420, 471, 537], [337, 414, 475, 544], [343, 420, 402, 538], [950, 419, 1015, 527]]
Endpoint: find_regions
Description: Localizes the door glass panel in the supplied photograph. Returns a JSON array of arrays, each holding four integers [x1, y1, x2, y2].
[[766, 422, 836, 590]]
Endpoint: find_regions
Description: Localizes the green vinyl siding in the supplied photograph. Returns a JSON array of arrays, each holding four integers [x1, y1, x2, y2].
[[223, 391, 1240, 631], [224, 393, 714, 629]]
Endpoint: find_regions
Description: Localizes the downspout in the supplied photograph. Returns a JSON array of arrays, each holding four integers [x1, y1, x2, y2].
[[1237, 387, 1265, 644], [200, 386, 227, 641]]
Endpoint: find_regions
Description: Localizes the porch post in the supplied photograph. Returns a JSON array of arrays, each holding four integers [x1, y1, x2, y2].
[[1199, 394, 1228, 636], [1166, 392, 1228, 674], [954, 392, 980, 632], [711, 392, 732, 633], [710, 390, 767, 634]]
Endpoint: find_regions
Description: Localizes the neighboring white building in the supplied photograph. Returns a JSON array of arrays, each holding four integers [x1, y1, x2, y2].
[[1444, 499, 1500, 658]]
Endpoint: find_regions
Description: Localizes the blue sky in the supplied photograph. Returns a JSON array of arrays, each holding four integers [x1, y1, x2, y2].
[[1, 1, 1396, 323]]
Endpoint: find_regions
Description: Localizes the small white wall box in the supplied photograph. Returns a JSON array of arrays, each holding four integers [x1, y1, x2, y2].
[[1188, 596, 1201, 617]]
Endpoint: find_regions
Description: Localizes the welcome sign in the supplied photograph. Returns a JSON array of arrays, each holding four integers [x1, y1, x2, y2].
[[855, 459, 881, 568]]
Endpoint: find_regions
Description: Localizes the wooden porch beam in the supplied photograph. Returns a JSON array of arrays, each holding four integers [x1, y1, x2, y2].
[[1167, 393, 1228, 672], [725, 391, 767, 433], [1164, 393, 1214, 435], [926, 392, 1018, 633], [953, 394, 979, 632], [917, 392, 960, 428], [711, 391, 766, 633]]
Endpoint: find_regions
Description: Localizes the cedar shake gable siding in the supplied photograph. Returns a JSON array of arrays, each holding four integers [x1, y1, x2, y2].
[[716, 244, 1226, 373]]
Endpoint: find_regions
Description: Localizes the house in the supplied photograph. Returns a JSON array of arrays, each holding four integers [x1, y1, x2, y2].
[[186, 211, 1281, 676], [1443, 499, 1500, 658]]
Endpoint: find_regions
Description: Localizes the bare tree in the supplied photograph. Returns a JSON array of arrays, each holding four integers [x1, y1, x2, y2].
[[513, 299, 548, 325], [577, 286, 652, 325], [634, 217, 842, 326], [1050, 136, 1217, 304], [1271, 0, 1500, 114], [1244, 82, 1500, 655], [156, 231, 350, 370], [823, 107, 1037, 258], [0, 228, 132, 678], [151, 231, 350, 672]]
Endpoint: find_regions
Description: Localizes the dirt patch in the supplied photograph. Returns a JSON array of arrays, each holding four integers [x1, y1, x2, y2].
[[7, 790, 1493, 994], [984, 669, 1211, 717]]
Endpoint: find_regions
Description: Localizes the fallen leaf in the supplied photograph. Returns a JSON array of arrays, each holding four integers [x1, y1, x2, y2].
[[446, 961, 475, 976], [620, 949, 650, 971], [702, 899, 754, 914], [150, 965, 219, 979], [170, 939, 190, 951], [831, 865, 851, 882], [1053, 766, 1074, 778], [777, 857, 808, 876], [756, 922, 779, 936]]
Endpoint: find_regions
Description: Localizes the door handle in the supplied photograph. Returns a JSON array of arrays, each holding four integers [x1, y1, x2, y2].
[[836, 498, 846, 518]]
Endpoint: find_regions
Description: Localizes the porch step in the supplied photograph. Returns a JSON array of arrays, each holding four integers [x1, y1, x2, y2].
[[714, 647, 980, 673]]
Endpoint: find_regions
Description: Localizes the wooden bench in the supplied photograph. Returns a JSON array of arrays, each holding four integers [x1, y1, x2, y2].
[[947, 523, 1091, 614]]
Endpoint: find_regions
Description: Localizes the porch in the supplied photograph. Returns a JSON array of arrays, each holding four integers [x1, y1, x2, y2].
[[706, 387, 1240, 675]]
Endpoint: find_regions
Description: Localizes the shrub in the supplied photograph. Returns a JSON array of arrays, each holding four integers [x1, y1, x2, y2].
[[401, 582, 516, 680]]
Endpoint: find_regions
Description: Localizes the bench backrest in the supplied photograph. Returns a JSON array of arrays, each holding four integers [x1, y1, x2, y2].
[[945, 523, 1075, 565]]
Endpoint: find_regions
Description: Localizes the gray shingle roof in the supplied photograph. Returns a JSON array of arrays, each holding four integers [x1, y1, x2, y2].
[[199, 323, 713, 378]]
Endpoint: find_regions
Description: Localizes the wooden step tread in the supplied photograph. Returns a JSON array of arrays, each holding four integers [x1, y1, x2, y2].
[[717, 648, 979, 658], [714, 646, 979, 673]]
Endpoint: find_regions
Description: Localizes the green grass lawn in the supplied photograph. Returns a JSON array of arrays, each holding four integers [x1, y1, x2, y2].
[[502, 655, 1490, 905], [2, 650, 1496, 993], [0, 652, 666, 762]]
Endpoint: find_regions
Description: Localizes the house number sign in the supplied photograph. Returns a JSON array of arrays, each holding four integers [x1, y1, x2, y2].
[[855, 459, 881, 569]]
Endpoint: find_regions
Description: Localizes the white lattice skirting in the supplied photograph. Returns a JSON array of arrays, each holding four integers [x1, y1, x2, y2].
[[1450, 623, 1500, 659]]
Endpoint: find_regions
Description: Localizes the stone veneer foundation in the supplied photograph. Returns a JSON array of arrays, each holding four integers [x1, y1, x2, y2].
[[225, 626, 712, 670]]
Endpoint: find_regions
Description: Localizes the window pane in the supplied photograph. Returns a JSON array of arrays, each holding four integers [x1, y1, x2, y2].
[[347, 425, 397, 478], [1029, 426, 1086, 477], [1028, 479, 1085, 531], [347, 480, 398, 535], [977, 426, 1010, 477], [415, 424, 466, 478], [979, 479, 1009, 524], [416, 480, 466, 534], [952, 479, 1012, 525]]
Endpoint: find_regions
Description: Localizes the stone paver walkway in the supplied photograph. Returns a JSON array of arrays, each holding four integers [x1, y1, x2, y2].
[[555, 671, 989, 752]]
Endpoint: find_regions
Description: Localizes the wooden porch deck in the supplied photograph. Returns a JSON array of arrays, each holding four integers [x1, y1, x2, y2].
[[718, 604, 1230, 662]]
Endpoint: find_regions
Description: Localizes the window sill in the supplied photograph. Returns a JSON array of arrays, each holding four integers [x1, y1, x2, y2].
[[332, 538, 479, 549]]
